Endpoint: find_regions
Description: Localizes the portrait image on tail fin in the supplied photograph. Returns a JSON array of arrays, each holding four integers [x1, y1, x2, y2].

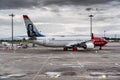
[[27, 24, 36, 37]]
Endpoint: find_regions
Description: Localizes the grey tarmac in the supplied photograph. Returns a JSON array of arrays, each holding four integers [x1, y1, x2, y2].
[[0, 42, 120, 80]]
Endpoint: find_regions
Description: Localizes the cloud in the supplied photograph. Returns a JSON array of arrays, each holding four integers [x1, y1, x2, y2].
[[43, 0, 115, 6], [0, 0, 41, 9], [0, 0, 119, 9], [0, 0, 120, 38]]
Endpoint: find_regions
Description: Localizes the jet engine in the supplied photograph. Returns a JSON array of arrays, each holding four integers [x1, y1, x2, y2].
[[83, 41, 94, 49]]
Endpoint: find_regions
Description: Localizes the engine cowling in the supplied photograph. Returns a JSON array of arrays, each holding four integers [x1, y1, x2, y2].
[[83, 41, 94, 49]]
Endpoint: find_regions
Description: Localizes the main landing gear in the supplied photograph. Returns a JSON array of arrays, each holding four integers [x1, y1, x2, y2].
[[63, 47, 78, 51], [63, 47, 68, 51], [99, 46, 102, 50], [72, 47, 78, 51]]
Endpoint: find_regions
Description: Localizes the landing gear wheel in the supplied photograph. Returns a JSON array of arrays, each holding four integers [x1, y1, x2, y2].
[[72, 47, 78, 51], [63, 47, 68, 51]]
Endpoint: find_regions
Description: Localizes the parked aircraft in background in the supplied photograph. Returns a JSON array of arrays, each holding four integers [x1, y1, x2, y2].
[[23, 15, 107, 51]]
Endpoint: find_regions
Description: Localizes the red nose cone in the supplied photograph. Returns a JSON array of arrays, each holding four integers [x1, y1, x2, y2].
[[104, 39, 108, 45], [103, 39, 108, 46]]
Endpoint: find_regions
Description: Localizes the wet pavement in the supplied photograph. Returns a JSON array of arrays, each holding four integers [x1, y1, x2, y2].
[[0, 42, 120, 80]]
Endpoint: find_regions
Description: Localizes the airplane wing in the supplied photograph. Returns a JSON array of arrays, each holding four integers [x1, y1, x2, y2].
[[65, 40, 94, 49]]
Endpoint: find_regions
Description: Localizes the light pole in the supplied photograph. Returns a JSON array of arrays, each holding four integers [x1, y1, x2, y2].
[[9, 14, 15, 49], [104, 30, 106, 38], [89, 14, 94, 39]]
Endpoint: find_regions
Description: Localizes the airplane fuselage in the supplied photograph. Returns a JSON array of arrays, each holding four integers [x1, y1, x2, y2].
[[29, 35, 107, 50], [30, 36, 91, 47]]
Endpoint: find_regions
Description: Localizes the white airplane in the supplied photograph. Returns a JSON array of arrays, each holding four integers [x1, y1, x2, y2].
[[23, 15, 95, 51]]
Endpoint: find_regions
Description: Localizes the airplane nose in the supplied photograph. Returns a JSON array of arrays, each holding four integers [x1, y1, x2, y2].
[[104, 39, 108, 44]]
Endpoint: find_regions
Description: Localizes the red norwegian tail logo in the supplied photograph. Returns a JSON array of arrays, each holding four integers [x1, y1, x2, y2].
[[23, 15, 29, 19]]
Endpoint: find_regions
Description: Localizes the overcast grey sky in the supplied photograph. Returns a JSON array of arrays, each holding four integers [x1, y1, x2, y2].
[[0, 0, 120, 38]]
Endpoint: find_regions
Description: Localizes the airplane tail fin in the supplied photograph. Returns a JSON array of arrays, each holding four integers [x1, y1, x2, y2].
[[23, 15, 44, 37]]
